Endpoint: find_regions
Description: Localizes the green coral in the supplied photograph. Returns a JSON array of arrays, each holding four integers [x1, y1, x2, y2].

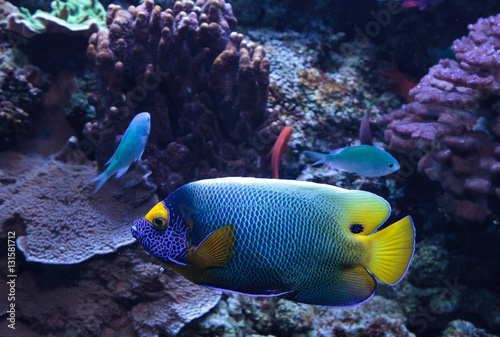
[[7, 0, 107, 38]]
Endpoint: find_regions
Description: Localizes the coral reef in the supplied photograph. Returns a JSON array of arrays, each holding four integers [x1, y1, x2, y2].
[[0, 246, 221, 336], [0, 64, 44, 150], [0, 0, 18, 27], [0, 149, 157, 264], [381, 14, 500, 221], [2, 2, 500, 336], [443, 320, 497, 337], [86, 0, 280, 198], [1, 64, 45, 113], [393, 233, 500, 335], [6, 0, 106, 38], [0, 46, 96, 152], [410, 14, 500, 108], [0, 98, 29, 150], [243, 28, 403, 199], [179, 293, 415, 336]]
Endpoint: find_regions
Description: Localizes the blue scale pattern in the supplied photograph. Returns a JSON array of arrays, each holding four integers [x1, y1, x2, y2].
[[160, 178, 375, 306]]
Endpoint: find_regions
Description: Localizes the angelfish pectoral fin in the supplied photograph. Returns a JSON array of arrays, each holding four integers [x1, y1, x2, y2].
[[187, 224, 235, 269]]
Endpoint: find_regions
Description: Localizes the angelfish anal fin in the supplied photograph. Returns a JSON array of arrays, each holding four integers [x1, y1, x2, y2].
[[187, 224, 236, 269]]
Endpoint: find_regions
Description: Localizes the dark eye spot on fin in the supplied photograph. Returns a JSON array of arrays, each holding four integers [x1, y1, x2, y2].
[[187, 224, 235, 269]]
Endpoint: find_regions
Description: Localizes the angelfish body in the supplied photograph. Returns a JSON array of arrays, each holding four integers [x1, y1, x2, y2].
[[132, 177, 415, 306], [304, 145, 400, 177], [89, 112, 151, 193]]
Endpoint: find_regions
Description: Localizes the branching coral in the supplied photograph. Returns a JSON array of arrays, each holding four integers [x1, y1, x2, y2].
[[381, 14, 500, 221], [410, 14, 500, 109], [86, 0, 280, 198]]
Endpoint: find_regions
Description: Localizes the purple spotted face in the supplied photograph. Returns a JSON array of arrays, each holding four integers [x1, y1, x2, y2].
[[131, 201, 191, 265]]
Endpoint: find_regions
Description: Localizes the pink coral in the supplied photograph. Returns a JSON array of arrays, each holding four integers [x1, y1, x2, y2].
[[410, 14, 500, 109], [382, 14, 500, 221]]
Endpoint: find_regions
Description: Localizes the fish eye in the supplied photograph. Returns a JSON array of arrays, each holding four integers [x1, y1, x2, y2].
[[350, 224, 364, 234], [153, 217, 168, 230], [389, 163, 394, 168]]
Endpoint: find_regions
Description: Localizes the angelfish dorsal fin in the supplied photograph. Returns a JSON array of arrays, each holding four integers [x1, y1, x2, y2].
[[187, 224, 235, 269]]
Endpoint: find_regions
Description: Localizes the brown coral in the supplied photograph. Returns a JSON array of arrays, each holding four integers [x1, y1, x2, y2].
[[0, 99, 30, 150], [86, 0, 280, 198]]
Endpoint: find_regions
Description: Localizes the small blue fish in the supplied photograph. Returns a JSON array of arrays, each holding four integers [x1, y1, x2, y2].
[[304, 145, 400, 177], [89, 112, 151, 193]]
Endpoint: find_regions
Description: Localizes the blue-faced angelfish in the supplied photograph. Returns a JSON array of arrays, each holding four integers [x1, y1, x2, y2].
[[89, 112, 151, 193], [304, 145, 400, 177], [131, 177, 415, 306]]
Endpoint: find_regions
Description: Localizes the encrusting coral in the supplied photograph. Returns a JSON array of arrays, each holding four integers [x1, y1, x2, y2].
[[381, 13, 500, 221], [6, 0, 106, 38], [179, 292, 415, 337], [0, 148, 157, 264], [86, 0, 281, 198], [4, 246, 221, 336]]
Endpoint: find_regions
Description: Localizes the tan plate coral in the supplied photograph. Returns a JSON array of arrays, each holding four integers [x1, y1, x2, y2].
[[6, 0, 106, 38], [0, 149, 157, 264]]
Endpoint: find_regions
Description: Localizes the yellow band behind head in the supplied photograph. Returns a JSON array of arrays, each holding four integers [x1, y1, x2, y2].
[[145, 201, 169, 224]]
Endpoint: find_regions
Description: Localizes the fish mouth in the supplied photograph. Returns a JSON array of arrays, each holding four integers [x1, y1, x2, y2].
[[131, 225, 138, 238], [131, 219, 144, 240]]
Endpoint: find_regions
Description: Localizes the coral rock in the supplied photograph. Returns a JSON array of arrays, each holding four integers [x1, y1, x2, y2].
[[382, 14, 500, 221], [0, 151, 157, 264], [6, 0, 106, 38], [0, 99, 30, 150], [410, 14, 500, 109], [86, 0, 279, 198]]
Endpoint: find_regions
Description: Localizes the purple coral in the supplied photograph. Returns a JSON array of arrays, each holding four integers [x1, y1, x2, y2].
[[86, 0, 280, 197], [410, 14, 500, 109], [382, 14, 500, 222]]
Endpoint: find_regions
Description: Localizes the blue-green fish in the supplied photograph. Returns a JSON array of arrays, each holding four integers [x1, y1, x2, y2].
[[304, 145, 400, 177], [131, 177, 415, 306], [90, 112, 151, 193]]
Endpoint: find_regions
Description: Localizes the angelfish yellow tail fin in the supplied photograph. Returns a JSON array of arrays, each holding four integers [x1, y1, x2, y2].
[[363, 216, 415, 285]]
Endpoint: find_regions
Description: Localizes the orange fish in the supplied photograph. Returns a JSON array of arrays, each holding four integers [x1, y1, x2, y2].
[[271, 126, 292, 179], [380, 62, 418, 103]]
